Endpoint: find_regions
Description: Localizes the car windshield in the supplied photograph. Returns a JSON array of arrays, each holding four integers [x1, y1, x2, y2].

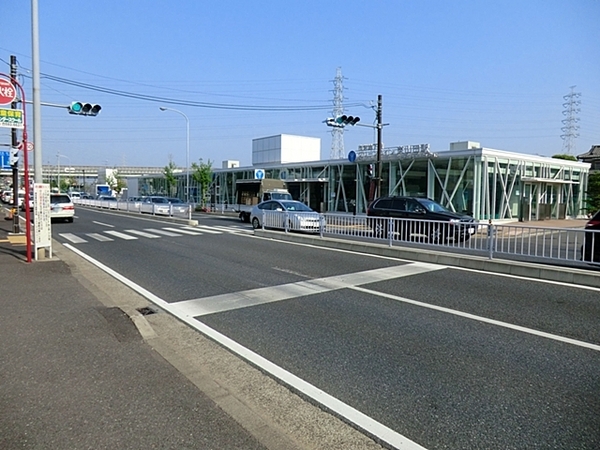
[[279, 201, 313, 212], [151, 197, 168, 203], [51, 195, 72, 204], [417, 199, 449, 213], [168, 198, 184, 203]]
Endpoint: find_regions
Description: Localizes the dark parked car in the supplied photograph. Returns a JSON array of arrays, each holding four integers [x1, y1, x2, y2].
[[366, 196, 476, 242], [582, 210, 600, 264]]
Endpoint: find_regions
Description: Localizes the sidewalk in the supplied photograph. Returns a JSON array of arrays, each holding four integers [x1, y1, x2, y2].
[[0, 215, 383, 450], [0, 218, 269, 449]]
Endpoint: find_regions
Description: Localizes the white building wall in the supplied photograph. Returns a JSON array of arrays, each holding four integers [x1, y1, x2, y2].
[[252, 134, 320, 166]]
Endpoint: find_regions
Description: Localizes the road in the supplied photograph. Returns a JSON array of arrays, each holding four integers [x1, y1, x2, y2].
[[53, 207, 600, 450]]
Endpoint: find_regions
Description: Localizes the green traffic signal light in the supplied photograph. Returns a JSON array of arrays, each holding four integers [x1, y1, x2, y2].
[[68, 101, 101, 116], [334, 115, 360, 126]]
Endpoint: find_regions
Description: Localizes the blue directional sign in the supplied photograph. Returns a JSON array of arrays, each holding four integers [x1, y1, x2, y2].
[[254, 169, 265, 180], [348, 150, 357, 163], [0, 150, 10, 169]]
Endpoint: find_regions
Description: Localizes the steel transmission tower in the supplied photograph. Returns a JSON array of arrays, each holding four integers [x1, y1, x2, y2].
[[560, 86, 581, 154], [330, 68, 346, 160]]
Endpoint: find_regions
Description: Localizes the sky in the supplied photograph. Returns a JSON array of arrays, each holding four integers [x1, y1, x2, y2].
[[2, 0, 599, 170]]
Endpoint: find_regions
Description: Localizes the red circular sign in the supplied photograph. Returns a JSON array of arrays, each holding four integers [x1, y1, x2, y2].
[[0, 79, 17, 104]]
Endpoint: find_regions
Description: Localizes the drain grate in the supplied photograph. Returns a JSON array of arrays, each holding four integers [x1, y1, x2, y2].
[[136, 306, 157, 316]]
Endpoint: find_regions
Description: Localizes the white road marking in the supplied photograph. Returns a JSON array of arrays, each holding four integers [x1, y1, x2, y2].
[[144, 228, 182, 237], [211, 225, 253, 234], [162, 227, 203, 235], [187, 225, 222, 234], [124, 229, 161, 238], [105, 230, 138, 240], [59, 233, 87, 244], [169, 263, 445, 317], [86, 233, 114, 242], [351, 286, 600, 353], [92, 221, 115, 227], [63, 243, 429, 450]]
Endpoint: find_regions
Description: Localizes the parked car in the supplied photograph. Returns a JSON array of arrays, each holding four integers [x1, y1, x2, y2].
[[250, 200, 321, 232], [141, 196, 172, 215], [582, 210, 600, 264], [167, 197, 190, 215], [97, 195, 117, 201], [1, 189, 12, 203], [50, 193, 75, 222], [366, 196, 476, 242]]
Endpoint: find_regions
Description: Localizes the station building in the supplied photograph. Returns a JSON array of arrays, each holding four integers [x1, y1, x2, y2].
[[209, 136, 591, 222]]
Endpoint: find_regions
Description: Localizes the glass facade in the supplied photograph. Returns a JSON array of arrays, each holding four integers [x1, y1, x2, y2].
[[139, 147, 589, 221]]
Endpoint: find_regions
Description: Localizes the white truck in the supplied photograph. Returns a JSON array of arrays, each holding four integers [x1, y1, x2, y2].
[[234, 179, 292, 222]]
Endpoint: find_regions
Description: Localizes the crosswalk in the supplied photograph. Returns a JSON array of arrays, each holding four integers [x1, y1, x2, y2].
[[58, 224, 251, 245]]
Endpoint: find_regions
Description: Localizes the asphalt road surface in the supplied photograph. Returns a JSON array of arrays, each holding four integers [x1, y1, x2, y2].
[[53, 207, 600, 449]]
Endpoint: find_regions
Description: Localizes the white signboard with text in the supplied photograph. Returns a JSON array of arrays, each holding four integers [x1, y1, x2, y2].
[[34, 183, 52, 259]]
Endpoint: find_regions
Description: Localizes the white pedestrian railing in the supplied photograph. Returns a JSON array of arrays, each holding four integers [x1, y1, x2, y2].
[[262, 212, 599, 267], [74, 198, 193, 219]]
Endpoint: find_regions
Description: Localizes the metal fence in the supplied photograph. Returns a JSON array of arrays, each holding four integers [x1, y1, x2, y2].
[[74, 198, 192, 219], [259, 211, 599, 267]]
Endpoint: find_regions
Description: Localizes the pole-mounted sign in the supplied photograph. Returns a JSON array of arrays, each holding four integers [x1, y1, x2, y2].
[[0, 79, 16, 104]]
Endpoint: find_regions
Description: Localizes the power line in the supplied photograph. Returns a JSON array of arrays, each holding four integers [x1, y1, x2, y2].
[[18, 72, 365, 112]]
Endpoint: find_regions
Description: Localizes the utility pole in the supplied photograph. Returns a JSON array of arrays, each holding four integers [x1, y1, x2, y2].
[[10, 55, 20, 233]]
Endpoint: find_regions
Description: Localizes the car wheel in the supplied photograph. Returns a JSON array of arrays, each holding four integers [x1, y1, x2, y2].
[[251, 217, 260, 229], [371, 219, 388, 239], [429, 226, 445, 244]]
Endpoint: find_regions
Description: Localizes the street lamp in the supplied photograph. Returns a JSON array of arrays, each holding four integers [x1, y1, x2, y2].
[[159, 107, 190, 207]]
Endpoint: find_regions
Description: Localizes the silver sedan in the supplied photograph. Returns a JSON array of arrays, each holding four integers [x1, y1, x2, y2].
[[251, 200, 321, 233]]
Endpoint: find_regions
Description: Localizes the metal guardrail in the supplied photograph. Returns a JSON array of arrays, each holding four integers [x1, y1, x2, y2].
[[259, 211, 600, 267], [74, 198, 193, 220]]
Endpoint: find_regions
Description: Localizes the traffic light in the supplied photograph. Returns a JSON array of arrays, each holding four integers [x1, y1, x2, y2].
[[325, 115, 361, 128], [9, 147, 19, 166], [335, 115, 360, 126], [68, 101, 102, 116], [367, 164, 374, 177]]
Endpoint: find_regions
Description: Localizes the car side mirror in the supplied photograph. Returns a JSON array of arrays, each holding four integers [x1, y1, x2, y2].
[[415, 207, 426, 214], [276, 207, 283, 211]]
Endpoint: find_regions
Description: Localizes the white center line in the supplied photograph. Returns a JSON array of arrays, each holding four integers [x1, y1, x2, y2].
[[350, 285, 600, 352]]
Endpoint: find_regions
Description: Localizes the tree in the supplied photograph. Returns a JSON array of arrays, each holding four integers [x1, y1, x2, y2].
[[105, 171, 127, 196], [191, 158, 213, 207], [552, 154, 578, 161], [586, 172, 600, 215], [163, 158, 178, 197]]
